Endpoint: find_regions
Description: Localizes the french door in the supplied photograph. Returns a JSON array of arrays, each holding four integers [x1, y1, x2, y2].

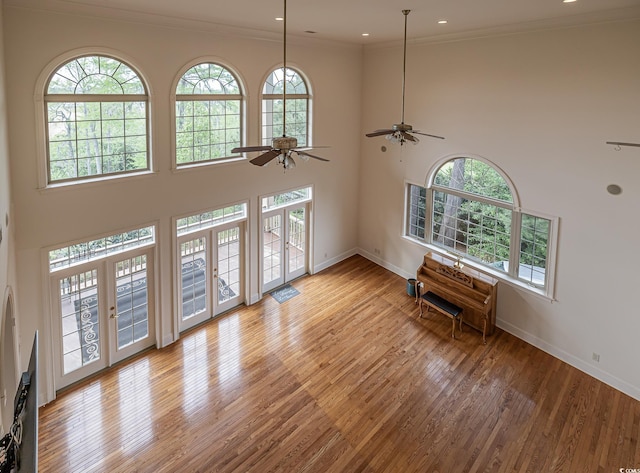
[[262, 204, 307, 293], [52, 248, 155, 389], [178, 222, 244, 332]]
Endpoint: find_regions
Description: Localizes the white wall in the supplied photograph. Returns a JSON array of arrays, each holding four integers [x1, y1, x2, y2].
[[359, 20, 640, 399], [3, 5, 361, 402], [4, 3, 640, 405], [0, 0, 21, 431]]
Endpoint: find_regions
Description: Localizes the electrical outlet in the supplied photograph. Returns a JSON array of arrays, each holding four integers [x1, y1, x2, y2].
[[592, 352, 600, 363]]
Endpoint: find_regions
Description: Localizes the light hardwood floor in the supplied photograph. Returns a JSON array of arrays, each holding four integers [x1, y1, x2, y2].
[[39, 255, 640, 472]]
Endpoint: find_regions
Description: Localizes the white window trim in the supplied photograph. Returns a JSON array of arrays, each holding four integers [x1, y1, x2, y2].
[[257, 184, 315, 300], [403, 235, 557, 302], [34, 47, 156, 189], [170, 57, 248, 171], [171, 199, 250, 338], [259, 63, 313, 147], [403, 154, 559, 302], [404, 180, 427, 242]]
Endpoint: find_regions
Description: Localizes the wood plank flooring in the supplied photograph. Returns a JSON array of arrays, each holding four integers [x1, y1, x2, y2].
[[38, 255, 640, 472]]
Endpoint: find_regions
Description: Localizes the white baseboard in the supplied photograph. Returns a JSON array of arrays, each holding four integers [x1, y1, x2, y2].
[[313, 248, 358, 273], [497, 319, 640, 401], [354, 249, 640, 402], [161, 334, 175, 347], [356, 248, 414, 280]]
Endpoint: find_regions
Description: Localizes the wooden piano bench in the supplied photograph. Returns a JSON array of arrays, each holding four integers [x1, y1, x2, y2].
[[419, 291, 463, 339]]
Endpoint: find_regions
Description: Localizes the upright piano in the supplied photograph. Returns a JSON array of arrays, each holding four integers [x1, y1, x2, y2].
[[416, 252, 498, 343]]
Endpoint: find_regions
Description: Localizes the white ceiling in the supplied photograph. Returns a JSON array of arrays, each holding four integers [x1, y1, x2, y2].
[[9, 0, 640, 44]]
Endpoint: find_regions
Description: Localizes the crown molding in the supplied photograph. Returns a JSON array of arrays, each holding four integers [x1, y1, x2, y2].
[[364, 5, 640, 50]]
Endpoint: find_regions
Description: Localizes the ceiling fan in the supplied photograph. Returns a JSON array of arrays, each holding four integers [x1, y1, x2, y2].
[[366, 10, 445, 145], [231, 0, 329, 170]]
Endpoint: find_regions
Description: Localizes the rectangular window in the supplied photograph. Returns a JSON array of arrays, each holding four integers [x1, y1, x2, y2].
[[47, 100, 149, 182], [261, 187, 312, 211], [261, 98, 308, 147], [518, 213, 550, 287], [431, 190, 512, 264], [175, 98, 242, 165], [406, 184, 427, 240], [49, 226, 155, 272], [177, 203, 247, 236]]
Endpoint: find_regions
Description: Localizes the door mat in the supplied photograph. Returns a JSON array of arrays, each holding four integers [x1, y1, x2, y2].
[[270, 284, 300, 304]]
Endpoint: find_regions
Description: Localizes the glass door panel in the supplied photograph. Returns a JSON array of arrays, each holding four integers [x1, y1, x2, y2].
[[262, 214, 284, 292], [215, 226, 242, 314], [180, 237, 208, 327], [59, 269, 103, 377], [287, 207, 306, 279], [113, 254, 150, 356]]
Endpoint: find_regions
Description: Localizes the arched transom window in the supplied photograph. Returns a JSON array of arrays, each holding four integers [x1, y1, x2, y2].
[[406, 156, 556, 296], [45, 55, 149, 184], [262, 67, 309, 146], [175, 62, 243, 166]]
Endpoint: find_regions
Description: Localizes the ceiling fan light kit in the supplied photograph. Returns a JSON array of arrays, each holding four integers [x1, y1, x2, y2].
[[366, 9, 445, 146], [231, 0, 329, 170]]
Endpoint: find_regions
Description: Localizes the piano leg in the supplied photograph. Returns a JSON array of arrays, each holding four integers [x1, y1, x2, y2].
[[482, 319, 487, 344]]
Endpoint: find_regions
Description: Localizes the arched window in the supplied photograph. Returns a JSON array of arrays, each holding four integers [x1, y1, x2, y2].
[[406, 156, 557, 297], [175, 62, 243, 166], [262, 67, 309, 146], [45, 55, 149, 184], [431, 157, 514, 262]]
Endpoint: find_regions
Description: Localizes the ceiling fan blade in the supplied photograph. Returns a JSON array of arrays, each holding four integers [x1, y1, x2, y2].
[[366, 129, 395, 137], [295, 150, 330, 162], [232, 145, 274, 153], [412, 131, 446, 140], [402, 132, 419, 143], [294, 145, 331, 151], [250, 149, 281, 166]]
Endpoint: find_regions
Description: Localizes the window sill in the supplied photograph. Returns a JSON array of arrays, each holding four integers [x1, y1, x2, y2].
[[39, 170, 156, 193], [172, 157, 245, 173], [402, 236, 556, 303]]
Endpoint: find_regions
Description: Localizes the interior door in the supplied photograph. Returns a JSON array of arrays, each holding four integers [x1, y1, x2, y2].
[[52, 247, 156, 389], [262, 204, 307, 293]]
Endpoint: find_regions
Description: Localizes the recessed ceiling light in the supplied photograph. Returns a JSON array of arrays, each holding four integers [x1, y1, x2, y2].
[[275, 17, 284, 21], [563, 0, 577, 3], [438, 20, 448, 24], [362, 33, 370, 37]]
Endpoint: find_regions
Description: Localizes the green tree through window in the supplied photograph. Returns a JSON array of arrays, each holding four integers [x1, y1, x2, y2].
[[45, 55, 149, 183], [175, 63, 243, 166], [262, 68, 309, 146], [407, 157, 554, 291]]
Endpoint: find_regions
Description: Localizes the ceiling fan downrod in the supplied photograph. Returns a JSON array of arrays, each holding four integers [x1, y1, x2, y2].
[[400, 9, 409, 126]]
